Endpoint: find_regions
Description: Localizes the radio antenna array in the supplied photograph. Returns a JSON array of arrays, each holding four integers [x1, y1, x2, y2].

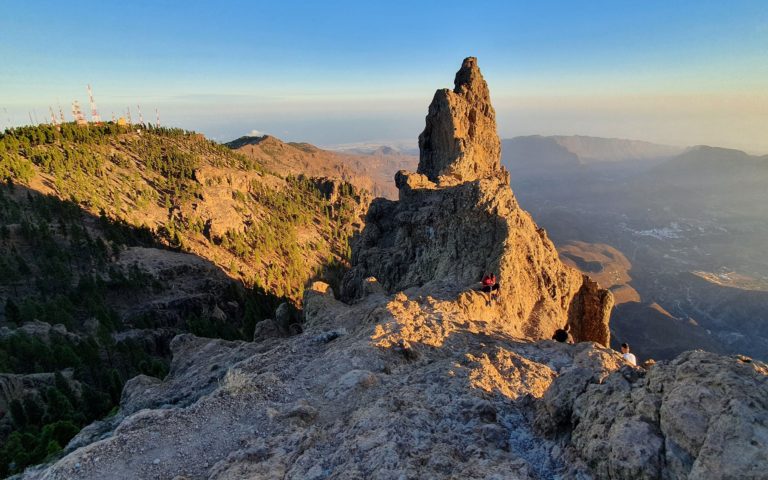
[[87, 84, 101, 123]]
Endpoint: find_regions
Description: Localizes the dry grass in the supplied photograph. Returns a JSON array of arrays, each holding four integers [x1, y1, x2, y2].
[[220, 368, 253, 395]]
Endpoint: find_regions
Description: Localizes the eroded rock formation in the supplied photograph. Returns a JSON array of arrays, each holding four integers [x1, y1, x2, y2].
[[418, 57, 502, 184], [537, 351, 768, 479], [343, 57, 613, 345]]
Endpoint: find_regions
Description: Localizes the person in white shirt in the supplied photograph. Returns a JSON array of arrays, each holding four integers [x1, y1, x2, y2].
[[621, 342, 637, 366]]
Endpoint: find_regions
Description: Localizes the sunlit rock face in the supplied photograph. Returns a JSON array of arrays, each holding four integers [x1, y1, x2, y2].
[[342, 57, 612, 345], [417, 56, 502, 185]]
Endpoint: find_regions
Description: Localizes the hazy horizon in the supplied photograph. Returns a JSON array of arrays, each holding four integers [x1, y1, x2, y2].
[[2, 0, 767, 154]]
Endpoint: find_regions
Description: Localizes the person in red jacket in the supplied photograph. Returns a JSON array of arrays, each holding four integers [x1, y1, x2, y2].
[[481, 272, 500, 306]]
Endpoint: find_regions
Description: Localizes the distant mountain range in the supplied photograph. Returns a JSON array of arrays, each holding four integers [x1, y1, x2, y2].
[[501, 134, 768, 361], [503, 134, 766, 175], [321, 140, 420, 156], [504, 135, 684, 167]]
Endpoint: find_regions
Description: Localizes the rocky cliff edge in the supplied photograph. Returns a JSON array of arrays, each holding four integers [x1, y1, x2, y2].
[[18, 282, 768, 480], [342, 57, 612, 346]]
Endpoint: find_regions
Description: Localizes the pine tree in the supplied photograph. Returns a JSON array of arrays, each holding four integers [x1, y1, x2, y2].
[[9, 399, 27, 428], [4, 298, 20, 324]]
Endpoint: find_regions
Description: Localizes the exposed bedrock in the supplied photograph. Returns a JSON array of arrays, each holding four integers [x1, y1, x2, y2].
[[342, 57, 612, 345]]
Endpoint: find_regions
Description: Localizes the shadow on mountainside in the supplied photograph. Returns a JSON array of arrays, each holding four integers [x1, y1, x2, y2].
[[0, 180, 342, 476], [0, 181, 348, 336]]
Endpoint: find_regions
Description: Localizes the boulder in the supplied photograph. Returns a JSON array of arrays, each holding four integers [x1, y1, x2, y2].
[[252, 319, 280, 341], [541, 350, 768, 479], [274, 303, 292, 331]]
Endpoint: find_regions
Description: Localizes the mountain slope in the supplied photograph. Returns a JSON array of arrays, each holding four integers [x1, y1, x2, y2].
[[227, 135, 417, 199], [0, 123, 368, 476], [502, 134, 768, 361], [0, 182, 248, 476], [0, 124, 366, 303]]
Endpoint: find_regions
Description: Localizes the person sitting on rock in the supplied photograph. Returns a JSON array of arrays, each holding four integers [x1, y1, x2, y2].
[[552, 324, 574, 344], [481, 272, 500, 305], [621, 343, 637, 366]]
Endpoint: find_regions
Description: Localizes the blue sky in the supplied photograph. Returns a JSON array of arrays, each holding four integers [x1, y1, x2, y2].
[[1, 0, 767, 151]]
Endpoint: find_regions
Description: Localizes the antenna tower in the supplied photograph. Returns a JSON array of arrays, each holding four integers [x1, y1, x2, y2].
[[127, 106, 132, 125], [87, 84, 101, 123], [137, 104, 144, 125], [155, 108, 160, 128], [72, 101, 87, 125], [49, 107, 61, 131]]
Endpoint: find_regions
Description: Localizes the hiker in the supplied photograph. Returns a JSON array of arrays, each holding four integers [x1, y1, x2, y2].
[[481, 272, 500, 306], [621, 343, 637, 366], [552, 324, 574, 344]]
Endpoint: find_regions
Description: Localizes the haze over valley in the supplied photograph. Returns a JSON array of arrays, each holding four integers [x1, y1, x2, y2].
[[503, 135, 768, 360]]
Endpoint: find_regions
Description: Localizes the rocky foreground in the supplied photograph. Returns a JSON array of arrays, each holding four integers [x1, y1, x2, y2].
[[18, 284, 768, 480], [17, 58, 768, 479]]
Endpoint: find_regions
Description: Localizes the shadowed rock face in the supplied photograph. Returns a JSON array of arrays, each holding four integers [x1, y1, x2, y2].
[[418, 57, 502, 185], [343, 57, 613, 345]]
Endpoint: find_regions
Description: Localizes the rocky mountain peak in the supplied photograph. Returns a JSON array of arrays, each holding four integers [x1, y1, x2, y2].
[[343, 58, 612, 346], [453, 56, 491, 101], [417, 57, 502, 184]]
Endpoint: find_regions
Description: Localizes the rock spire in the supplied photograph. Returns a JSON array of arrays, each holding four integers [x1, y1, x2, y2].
[[342, 57, 613, 345], [417, 57, 502, 184]]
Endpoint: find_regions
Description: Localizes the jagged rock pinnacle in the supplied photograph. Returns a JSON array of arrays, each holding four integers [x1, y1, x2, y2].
[[343, 57, 613, 346], [417, 57, 502, 184]]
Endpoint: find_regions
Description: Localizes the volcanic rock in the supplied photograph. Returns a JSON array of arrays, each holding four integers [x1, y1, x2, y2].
[[539, 350, 768, 479], [418, 57, 502, 184], [342, 57, 613, 345]]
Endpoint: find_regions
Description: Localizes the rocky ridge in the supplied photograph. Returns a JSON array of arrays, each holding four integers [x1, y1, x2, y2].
[[227, 135, 417, 200], [19, 280, 767, 480], [537, 350, 768, 479], [343, 57, 613, 346], [16, 58, 768, 480]]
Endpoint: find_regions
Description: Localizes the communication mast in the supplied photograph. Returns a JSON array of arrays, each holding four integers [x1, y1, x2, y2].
[[137, 104, 144, 125], [58, 103, 65, 124], [87, 84, 101, 123], [155, 108, 160, 128], [49, 106, 61, 131], [72, 100, 87, 126], [126, 106, 132, 125]]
